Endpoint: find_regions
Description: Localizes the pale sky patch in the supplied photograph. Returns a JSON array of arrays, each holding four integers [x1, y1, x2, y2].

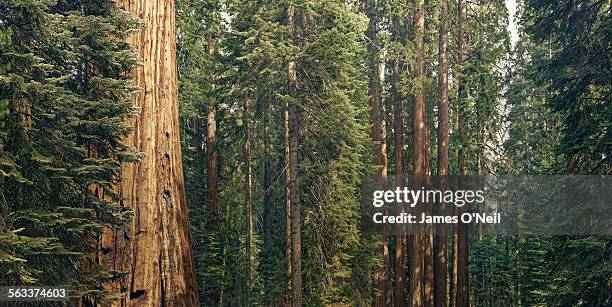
[[505, 0, 519, 47]]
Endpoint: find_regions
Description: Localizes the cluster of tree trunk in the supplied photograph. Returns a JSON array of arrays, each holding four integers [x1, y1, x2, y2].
[[96, 0, 471, 306], [365, 0, 471, 306]]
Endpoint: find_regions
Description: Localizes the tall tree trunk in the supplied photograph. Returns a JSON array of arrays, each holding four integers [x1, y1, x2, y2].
[[456, 0, 470, 305], [287, 3, 302, 306], [263, 100, 271, 259], [288, 64, 302, 307], [100, 0, 200, 306], [412, 0, 427, 177], [425, 122, 435, 307], [13, 98, 31, 143], [263, 97, 279, 306], [284, 103, 292, 305], [205, 32, 221, 307], [243, 98, 254, 306], [391, 13, 402, 307], [206, 34, 219, 214], [189, 115, 200, 208], [366, 1, 390, 306], [434, 1, 449, 306], [410, 0, 427, 305], [450, 223, 457, 307]]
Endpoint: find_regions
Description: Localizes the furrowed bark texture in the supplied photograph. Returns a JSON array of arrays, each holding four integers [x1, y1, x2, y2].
[[99, 0, 199, 306]]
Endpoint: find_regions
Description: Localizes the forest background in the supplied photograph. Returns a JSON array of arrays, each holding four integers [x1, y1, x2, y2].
[[0, 0, 609, 306]]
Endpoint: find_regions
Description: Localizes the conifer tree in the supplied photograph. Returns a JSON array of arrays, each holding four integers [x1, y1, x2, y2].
[[434, 1, 449, 306], [98, 0, 200, 305], [0, 0, 138, 301], [176, 0, 225, 304]]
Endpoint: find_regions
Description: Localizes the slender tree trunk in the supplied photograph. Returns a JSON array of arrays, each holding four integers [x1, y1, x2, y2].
[[366, 0, 387, 174], [205, 32, 221, 307], [434, 1, 449, 306], [450, 222, 457, 307], [100, 0, 199, 306], [263, 97, 279, 306], [456, 0, 470, 305], [410, 0, 427, 305], [287, 3, 302, 306], [424, 115, 434, 307], [13, 98, 31, 143], [263, 101, 272, 260], [206, 34, 219, 214], [366, 1, 390, 306], [189, 115, 200, 208], [243, 98, 254, 306], [391, 13, 402, 307], [411, 0, 426, 175], [284, 103, 292, 305], [288, 66, 302, 307]]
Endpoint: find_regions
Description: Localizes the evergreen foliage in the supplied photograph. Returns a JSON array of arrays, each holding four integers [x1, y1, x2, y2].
[[0, 0, 139, 300]]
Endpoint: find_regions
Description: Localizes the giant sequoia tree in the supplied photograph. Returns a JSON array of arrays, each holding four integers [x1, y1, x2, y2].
[[98, 0, 199, 306]]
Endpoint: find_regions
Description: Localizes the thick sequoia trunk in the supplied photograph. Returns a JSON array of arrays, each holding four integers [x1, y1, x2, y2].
[[434, 1, 449, 306], [287, 4, 302, 306], [99, 0, 199, 306], [455, 0, 470, 305]]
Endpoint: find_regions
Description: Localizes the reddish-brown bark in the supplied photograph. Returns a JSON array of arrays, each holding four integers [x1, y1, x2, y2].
[[455, 0, 470, 305], [410, 0, 427, 305], [99, 0, 199, 306], [434, 1, 450, 306]]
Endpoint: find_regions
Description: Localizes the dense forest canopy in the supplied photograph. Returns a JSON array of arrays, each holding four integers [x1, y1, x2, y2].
[[0, 0, 610, 306]]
